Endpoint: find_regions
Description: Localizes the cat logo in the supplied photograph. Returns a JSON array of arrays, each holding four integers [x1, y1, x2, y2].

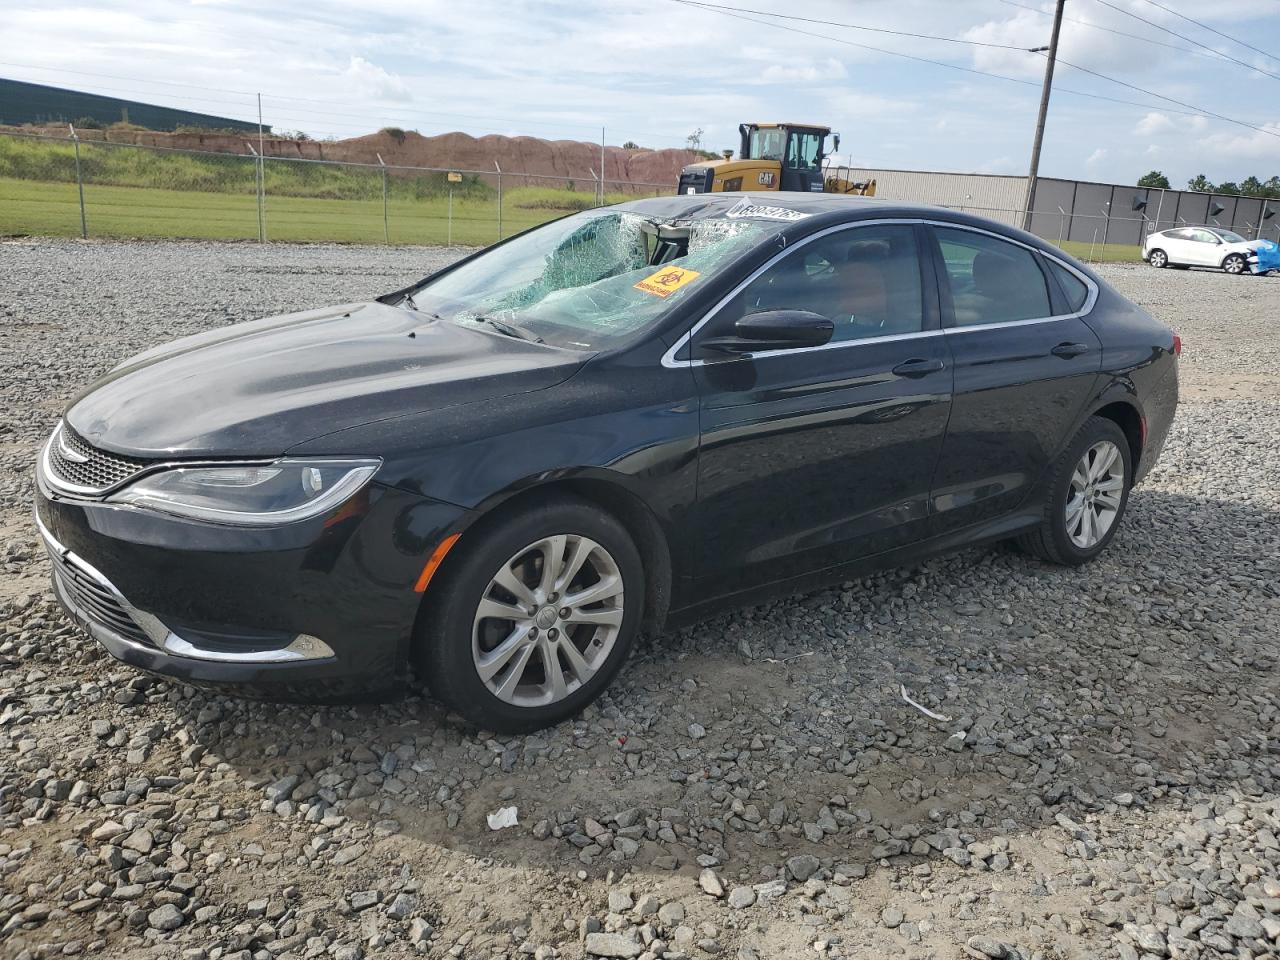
[[758, 171, 775, 187]]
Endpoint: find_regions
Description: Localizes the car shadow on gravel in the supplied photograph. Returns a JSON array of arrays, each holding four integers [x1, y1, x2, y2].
[[161, 486, 1278, 893]]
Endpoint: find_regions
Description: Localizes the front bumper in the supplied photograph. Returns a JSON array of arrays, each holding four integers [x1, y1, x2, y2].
[[35, 477, 468, 698]]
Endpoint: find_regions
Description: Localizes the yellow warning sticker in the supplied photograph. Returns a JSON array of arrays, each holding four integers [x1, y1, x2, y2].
[[634, 266, 701, 298]]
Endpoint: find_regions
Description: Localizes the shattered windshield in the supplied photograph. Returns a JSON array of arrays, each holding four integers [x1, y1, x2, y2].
[[407, 208, 779, 350]]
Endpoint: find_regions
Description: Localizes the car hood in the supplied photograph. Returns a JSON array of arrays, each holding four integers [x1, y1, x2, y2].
[[64, 301, 585, 457]]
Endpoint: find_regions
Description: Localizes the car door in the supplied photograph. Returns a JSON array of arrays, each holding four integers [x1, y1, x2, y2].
[[926, 223, 1102, 534], [679, 220, 954, 593], [1161, 228, 1194, 264], [1186, 228, 1223, 266]]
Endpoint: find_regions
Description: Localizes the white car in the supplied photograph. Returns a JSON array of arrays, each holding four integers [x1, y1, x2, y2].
[[1143, 226, 1259, 275]]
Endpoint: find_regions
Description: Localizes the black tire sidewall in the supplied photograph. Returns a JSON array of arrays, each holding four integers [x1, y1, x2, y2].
[[1223, 254, 1246, 274], [1149, 249, 1167, 268], [421, 497, 644, 732], [1045, 418, 1132, 564]]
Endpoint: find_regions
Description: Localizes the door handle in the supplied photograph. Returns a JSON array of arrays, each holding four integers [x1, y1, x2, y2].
[[1051, 341, 1091, 359], [891, 357, 945, 377]]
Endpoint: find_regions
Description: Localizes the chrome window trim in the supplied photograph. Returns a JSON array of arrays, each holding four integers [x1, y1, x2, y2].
[[660, 217, 1099, 368]]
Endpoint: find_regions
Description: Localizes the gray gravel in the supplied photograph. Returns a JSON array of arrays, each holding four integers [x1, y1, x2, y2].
[[1, 239, 1278, 960]]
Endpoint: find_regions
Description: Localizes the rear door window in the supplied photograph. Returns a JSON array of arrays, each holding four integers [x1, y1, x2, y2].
[[933, 227, 1053, 325]]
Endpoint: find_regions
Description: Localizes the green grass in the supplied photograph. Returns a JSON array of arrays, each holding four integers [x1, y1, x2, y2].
[[1058, 240, 1144, 264], [0, 176, 663, 245], [0, 131, 665, 244]]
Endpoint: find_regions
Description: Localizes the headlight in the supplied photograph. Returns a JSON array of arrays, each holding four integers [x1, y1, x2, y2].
[[109, 459, 380, 525]]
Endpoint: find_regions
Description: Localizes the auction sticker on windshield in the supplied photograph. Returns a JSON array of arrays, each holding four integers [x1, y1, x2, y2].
[[634, 266, 701, 298]]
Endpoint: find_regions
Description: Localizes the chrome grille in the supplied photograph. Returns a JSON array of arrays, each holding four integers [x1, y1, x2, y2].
[[49, 551, 154, 647], [46, 424, 153, 494]]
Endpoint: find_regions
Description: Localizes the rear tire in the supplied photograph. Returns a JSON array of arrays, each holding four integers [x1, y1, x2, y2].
[[1148, 248, 1168, 268], [417, 495, 644, 733], [1016, 417, 1132, 566], [1222, 253, 1247, 275]]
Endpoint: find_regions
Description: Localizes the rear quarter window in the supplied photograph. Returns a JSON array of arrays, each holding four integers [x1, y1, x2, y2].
[[1048, 260, 1090, 313]]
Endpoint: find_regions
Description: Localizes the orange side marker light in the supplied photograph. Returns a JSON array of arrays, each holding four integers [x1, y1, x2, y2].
[[414, 533, 461, 593]]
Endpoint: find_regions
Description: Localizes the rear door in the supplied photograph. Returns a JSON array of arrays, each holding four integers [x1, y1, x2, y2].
[[1161, 228, 1194, 264], [684, 220, 953, 593], [925, 224, 1102, 534]]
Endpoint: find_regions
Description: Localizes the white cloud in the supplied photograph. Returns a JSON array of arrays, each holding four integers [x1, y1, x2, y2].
[[1135, 112, 1174, 136], [341, 56, 411, 102], [1086, 147, 1108, 166], [757, 58, 847, 84]]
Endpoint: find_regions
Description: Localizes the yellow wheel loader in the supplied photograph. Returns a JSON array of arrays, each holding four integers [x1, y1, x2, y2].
[[676, 122, 875, 197]]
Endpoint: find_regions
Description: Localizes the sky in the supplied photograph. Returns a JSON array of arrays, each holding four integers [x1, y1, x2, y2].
[[2, 0, 1279, 188]]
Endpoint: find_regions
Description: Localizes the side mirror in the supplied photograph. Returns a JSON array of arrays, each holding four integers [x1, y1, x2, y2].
[[701, 309, 834, 354], [832, 133, 841, 153]]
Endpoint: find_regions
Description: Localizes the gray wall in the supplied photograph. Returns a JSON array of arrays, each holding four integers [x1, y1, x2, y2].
[[1030, 177, 1279, 245], [833, 165, 1280, 245]]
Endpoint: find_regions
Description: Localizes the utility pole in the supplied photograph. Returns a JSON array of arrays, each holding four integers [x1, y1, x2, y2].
[[1021, 0, 1065, 232]]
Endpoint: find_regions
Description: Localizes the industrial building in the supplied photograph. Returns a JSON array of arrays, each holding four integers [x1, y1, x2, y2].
[[0, 78, 266, 133]]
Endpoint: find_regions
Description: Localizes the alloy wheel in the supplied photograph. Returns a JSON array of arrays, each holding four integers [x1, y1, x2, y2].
[[1065, 440, 1125, 549], [1149, 250, 1167, 268], [472, 534, 624, 707], [1224, 255, 1246, 275]]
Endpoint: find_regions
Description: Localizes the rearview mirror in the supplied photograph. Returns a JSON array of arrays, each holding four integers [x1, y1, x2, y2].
[[701, 310, 834, 354]]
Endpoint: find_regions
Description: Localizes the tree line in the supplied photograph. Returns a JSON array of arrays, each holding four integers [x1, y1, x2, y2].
[[1138, 170, 1280, 198]]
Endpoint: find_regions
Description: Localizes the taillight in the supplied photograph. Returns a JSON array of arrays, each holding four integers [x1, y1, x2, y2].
[[1172, 334, 1182, 357]]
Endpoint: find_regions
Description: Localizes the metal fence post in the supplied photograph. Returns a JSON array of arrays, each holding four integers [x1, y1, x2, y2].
[[494, 160, 503, 241], [447, 187, 453, 246], [246, 142, 264, 242], [68, 124, 87, 239], [257, 93, 267, 243], [377, 153, 389, 244]]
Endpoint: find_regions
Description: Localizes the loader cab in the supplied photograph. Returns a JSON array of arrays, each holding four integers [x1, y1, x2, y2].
[[675, 121, 844, 195], [741, 123, 833, 193]]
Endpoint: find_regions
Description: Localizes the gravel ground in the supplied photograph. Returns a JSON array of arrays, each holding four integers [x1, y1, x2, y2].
[[1, 239, 1278, 960]]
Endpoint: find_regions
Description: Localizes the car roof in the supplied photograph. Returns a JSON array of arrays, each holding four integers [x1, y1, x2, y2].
[[610, 192, 1080, 266]]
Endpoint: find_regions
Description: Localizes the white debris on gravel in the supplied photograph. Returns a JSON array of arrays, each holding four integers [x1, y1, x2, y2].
[[1, 241, 1278, 960]]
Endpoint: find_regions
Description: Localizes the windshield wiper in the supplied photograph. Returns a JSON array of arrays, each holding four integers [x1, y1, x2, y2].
[[474, 316, 544, 344]]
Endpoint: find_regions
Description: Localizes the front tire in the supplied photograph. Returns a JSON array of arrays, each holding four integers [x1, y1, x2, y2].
[[1017, 417, 1132, 566], [1222, 253, 1247, 275], [1148, 248, 1168, 268], [418, 495, 644, 732]]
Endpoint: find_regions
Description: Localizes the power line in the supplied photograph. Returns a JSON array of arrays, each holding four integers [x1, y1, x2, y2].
[[1088, 0, 1280, 82], [997, 0, 1225, 59], [1133, 0, 1280, 65], [666, 0, 1263, 123], [1053, 56, 1280, 138], [668, 0, 1034, 50]]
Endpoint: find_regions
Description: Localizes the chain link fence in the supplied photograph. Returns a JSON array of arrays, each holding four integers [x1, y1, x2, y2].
[[6, 129, 1277, 263], [0, 129, 672, 246]]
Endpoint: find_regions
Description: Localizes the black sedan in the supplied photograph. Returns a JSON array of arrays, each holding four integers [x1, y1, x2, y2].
[[35, 194, 1179, 732]]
